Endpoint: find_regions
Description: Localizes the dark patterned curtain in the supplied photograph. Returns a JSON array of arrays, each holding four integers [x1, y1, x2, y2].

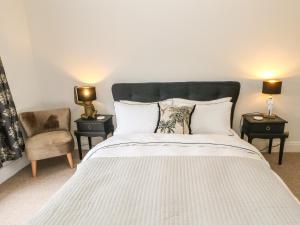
[[0, 58, 24, 167]]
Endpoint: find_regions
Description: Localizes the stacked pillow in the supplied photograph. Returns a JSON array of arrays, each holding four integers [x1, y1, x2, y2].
[[172, 98, 232, 135], [114, 97, 232, 135], [114, 99, 172, 135]]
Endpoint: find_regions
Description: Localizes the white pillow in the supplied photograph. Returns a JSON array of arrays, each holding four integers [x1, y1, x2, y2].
[[114, 102, 159, 135], [172, 97, 231, 106], [190, 102, 233, 135]]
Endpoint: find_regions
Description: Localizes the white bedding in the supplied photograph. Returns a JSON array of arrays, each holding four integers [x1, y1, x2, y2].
[[27, 131, 300, 225], [84, 130, 264, 162], [83, 130, 299, 204]]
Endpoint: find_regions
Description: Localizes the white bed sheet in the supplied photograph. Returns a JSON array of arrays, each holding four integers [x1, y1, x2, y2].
[[84, 130, 265, 162]]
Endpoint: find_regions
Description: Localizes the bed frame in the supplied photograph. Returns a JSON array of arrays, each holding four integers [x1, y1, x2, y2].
[[112, 81, 240, 127]]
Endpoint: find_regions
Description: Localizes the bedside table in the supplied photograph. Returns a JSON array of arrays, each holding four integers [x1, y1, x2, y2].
[[241, 114, 289, 165], [74, 115, 114, 160]]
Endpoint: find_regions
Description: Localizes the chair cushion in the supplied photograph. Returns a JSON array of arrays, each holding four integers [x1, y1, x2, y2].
[[25, 131, 74, 160], [19, 108, 71, 137]]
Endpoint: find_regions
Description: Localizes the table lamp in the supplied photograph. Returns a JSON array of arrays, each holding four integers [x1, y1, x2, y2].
[[74, 86, 97, 119], [262, 80, 282, 118]]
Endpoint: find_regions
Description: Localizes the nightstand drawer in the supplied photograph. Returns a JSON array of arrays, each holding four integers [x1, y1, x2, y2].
[[244, 122, 285, 134], [76, 122, 104, 132]]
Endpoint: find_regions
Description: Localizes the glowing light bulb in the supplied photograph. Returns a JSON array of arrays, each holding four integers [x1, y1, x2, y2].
[[83, 89, 90, 97], [261, 71, 277, 79], [267, 79, 280, 83]]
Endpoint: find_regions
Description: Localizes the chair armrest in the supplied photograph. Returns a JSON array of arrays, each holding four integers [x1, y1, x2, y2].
[[19, 108, 71, 137]]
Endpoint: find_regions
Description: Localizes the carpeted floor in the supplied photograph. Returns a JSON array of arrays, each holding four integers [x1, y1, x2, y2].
[[263, 153, 300, 200], [0, 152, 299, 225]]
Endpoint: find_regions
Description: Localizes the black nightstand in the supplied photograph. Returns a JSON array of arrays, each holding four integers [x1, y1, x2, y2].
[[241, 114, 289, 165], [74, 115, 114, 160]]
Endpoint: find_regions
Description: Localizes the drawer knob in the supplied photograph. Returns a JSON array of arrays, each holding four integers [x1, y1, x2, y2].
[[266, 126, 271, 131], [88, 125, 92, 130]]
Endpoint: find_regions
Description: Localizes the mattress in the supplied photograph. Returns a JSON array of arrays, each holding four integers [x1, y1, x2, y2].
[[26, 132, 300, 225]]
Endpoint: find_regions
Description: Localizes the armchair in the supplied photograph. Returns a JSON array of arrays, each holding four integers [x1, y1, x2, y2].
[[19, 108, 74, 177]]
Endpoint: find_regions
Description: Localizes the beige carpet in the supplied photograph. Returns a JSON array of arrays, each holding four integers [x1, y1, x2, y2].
[[263, 153, 300, 199], [0, 152, 299, 225]]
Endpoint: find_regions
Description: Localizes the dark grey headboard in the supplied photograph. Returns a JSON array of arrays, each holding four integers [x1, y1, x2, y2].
[[112, 82, 240, 126]]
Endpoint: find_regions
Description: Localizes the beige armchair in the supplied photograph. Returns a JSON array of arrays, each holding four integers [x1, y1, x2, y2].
[[19, 108, 74, 177]]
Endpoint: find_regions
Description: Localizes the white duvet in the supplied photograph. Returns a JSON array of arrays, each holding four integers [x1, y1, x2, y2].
[[27, 131, 300, 225], [84, 130, 265, 162], [83, 130, 299, 204]]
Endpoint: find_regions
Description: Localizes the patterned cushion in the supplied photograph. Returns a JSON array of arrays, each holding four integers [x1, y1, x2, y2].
[[155, 103, 195, 134]]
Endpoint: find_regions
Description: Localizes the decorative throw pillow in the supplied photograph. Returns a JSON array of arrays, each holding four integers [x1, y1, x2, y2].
[[155, 103, 195, 134]]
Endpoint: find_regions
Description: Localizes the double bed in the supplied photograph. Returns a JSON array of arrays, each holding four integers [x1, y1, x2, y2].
[[27, 82, 300, 225]]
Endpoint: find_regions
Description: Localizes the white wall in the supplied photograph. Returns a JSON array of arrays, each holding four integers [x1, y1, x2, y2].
[[20, 0, 300, 151], [23, 0, 300, 149], [0, 0, 44, 183], [0, 0, 42, 111]]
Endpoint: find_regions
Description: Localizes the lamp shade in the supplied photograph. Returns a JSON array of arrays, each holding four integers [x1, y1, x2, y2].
[[77, 86, 97, 101], [262, 80, 282, 95]]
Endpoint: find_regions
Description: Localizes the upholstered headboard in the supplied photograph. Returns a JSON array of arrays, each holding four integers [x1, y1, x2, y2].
[[112, 82, 240, 126]]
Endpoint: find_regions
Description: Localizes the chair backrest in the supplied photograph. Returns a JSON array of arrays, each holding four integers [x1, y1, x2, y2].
[[19, 108, 71, 137]]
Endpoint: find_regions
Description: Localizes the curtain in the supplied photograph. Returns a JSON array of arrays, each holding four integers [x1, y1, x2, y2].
[[0, 58, 24, 167]]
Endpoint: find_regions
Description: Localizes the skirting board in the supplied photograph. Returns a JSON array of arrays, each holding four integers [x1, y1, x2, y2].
[[285, 141, 300, 152], [264, 140, 300, 153], [270, 141, 300, 152], [252, 139, 300, 153], [0, 154, 29, 185]]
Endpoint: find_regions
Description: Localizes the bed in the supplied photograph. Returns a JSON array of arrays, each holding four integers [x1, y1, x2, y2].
[[26, 82, 300, 225]]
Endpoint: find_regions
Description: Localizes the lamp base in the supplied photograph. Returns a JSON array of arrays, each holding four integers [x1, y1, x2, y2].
[[81, 102, 97, 120], [263, 113, 277, 119]]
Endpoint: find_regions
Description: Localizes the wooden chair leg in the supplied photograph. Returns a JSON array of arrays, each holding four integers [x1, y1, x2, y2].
[[66, 152, 74, 169], [31, 160, 37, 177]]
